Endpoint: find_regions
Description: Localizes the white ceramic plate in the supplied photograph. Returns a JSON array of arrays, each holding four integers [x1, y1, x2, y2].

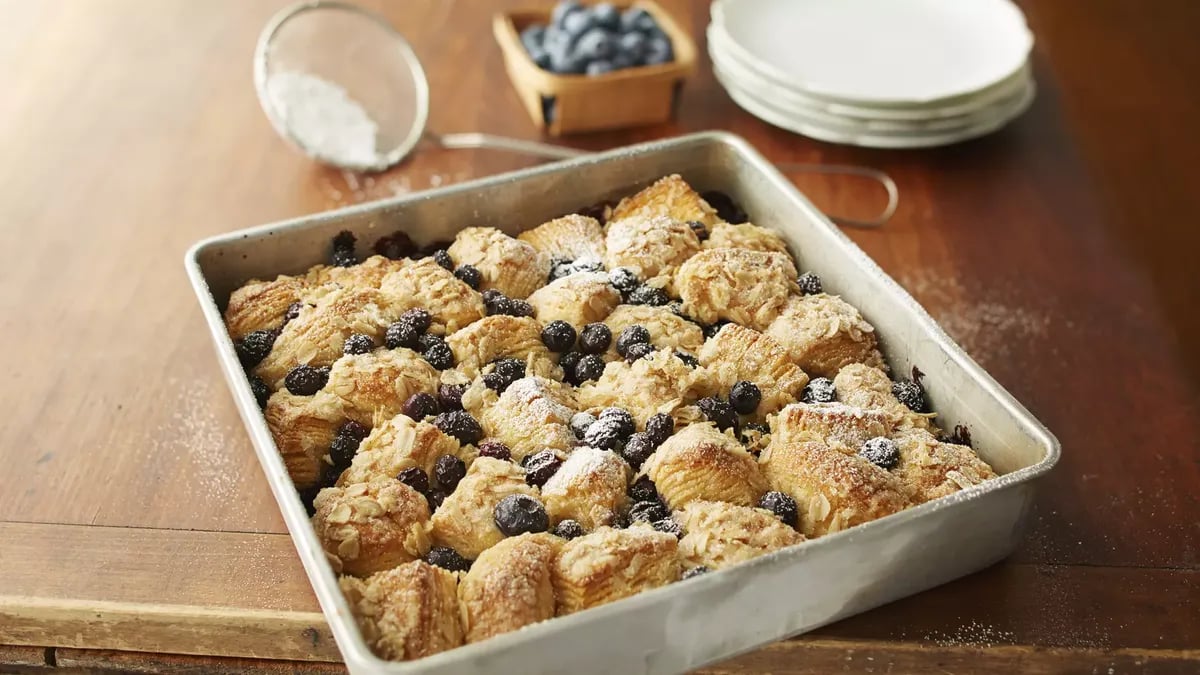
[[713, 0, 1034, 105], [715, 63, 1036, 147], [707, 21, 1033, 123]]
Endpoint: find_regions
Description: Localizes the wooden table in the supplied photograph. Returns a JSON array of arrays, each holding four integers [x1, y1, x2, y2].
[[2, 0, 1198, 672]]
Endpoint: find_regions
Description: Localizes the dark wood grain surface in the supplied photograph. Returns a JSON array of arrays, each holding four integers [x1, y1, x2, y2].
[[1, 0, 1197, 672]]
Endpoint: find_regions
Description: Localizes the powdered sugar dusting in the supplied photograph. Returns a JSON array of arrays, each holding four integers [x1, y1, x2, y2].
[[267, 71, 382, 169], [924, 620, 1016, 647]]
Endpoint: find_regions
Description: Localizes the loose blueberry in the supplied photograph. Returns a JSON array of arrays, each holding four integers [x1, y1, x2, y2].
[[401, 392, 439, 421], [758, 491, 799, 528], [801, 377, 837, 404], [559, 351, 583, 380], [541, 320, 578, 352], [426, 546, 471, 572], [283, 301, 303, 325], [416, 333, 444, 354], [615, 325, 651, 357], [687, 220, 708, 241], [599, 407, 636, 438], [329, 434, 359, 469], [729, 380, 762, 415], [425, 488, 447, 511], [342, 333, 374, 356], [397, 466, 430, 494], [673, 351, 699, 368], [620, 7, 652, 33], [481, 289, 507, 314], [591, 2, 620, 30], [643, 36, 673, 65], [583, 418, 624, 451], [551, 0, 584, 28], [561, 9, 597, 39], [494, 494, 550, 536], [373, 230, 416, 259], [434, 410, 483, 445], [330, 230, 358, 267], [284, 364, 329, 396], [553, 519, 585, 540], [617, 31, 647, 62], [497, 298, 534, 318], [434, 455, 467, 491], [524, 450, 563, 487], [340, 420, 369, 442], [520, 24, 546, 52], [700, 190, 748, 224], [860, 437, 900, 470], [575, 27, 614, 61]]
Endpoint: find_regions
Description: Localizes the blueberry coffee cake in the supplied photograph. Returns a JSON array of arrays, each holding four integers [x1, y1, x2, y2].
[[223, 174, 999, 661]]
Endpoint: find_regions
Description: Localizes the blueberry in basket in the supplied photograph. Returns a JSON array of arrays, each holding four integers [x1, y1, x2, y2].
[[520, 0, 674, 76]]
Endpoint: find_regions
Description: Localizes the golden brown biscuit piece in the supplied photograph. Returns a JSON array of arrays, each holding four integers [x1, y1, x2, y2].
[[447, 227, 549, 299], [339, 414, 470, 485], [576, 348, 710, 428], [765, 294, 886, 378], [675, 248, 799, 331], [892, 429, 998, 503], [551, 527, 681, 615], [475, 377, 579, 462], [703, 222, 791, 256], [833, 364, 936, 432], [769, 402, 894, 449], [609, 174, 721, 227], [224, 275, 308, 340], [265, 390, 348, 489], [674, 501, 805, 570], [377, 259, 486, 334], [445, 315, 560, 380], [430, 457, 539, 559], [759, 439, 911, 537], [604, 214, 701, 284], [639, 422, 768, 508], [458, 533, 561, 643], [254, 285, 392, 388], [325, 349, 440, 426], [309, 255, 408, 292], [312, 479, 432, 576], [340, 561, 464, 661], [699, 324, 809, 419], [603, 305, 704, 358], [527, 272, 621, 328], [541, 447, 631, 530], [518, 214, 606, 262]]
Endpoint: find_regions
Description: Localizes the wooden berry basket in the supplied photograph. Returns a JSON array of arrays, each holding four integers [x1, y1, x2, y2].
[[493, 1, 698, 136]]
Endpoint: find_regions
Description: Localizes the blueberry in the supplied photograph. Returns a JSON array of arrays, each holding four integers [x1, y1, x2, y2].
[[340, 421, 370, 442], [453, 264, 481, 290], [801, 377, 836, 404], [422, 341, 455, 370], [434, 410, 483, 445], [628, 475, 659, 503], [329, 434, 359, 470], [283, 301, 303, 325], [373, 230, 416, 260], [703, 320, 731, 340], [621, 432, 655, 469], [625, 342, 655, 362], [687, 220, 708, 241], [562, 9, 597, 39], [481, 289, 506, 314], [591, 2, 620, 30], [608, 267, 640, 293], [570, 412, 597, 439], [541, 320, 578, 352], [673, 351, 699, 368], [551, 0, 584, 29], [494, 494, 550, 536], [644, 413, 674, 447], [797, 272, 823, 295], [617, 31, 647, 62], [579, 323, 612, 354], [342, 333, 374, 356], [611, 51, 638, 70], [615, 325, 651, 357], [284, 364, 329, 396], [477, 440, 512, 461], [530, 46, 553, 70], [434, 454, 467, 491], [548, 258, 576, 282], [628, 284, 668, 306], [599, 407, 636, 438], [497, 298, 534, 318], [331, 230, 357, 266], [700, 190, 748, 224], [860, 437, 901, 470], [236, 329, 278, 369], [620, 7, 653, 33], [573, 354, 606, 383], [548, 47, 585, 75], [644, 36, 673, 65], [401, 392, 439, 421], [425, 488, 447, 512], [437, 383, 466, 411], [892, 379, 927, 413], [524, 450, 563, 487], [397, 466, 430, 494], [586, 59, 615, 76], [559, 351, 583, 379], [432, 249, 454, 271], [652, 518, 683, 538], [553, 519, 585, 540], [698, 396, 739, 434], [758, 491, 799, 528], [248, 375, 271, 409], [583, 418, 624, 451], [520, 24, 546, 52], [483, 358, 526, 393], [426, 546, 471, 572], [629, 500, 670, 523], [682, 566, 710, 580], [416, 333, 444, 354], [575, 28, 614, 61], [729, 380, 762, 415]]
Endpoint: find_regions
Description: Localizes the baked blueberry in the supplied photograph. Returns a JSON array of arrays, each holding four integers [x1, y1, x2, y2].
[[559, 351, 583, 381], [416, 333, 444, 354], [599, 407, 635, 437], [431, 249, 454, 271], [397, 466, 430, 494], [373, 230, 416, 260], [425, 488, 447, 512], [494, 494, 550, 536], [627, 475, 659, 503], [860, 437, 900, 470], [284, 364, 329, 396], [801, 377, 836, 404], [481, 289, 507, 314], [401, 392, 439, 421], [797, 272, 823, 296], [608, 267, 639, 293], [484, 358, 526, 393], [758, 491, 798, 528], [342, 333, 374, 356], [236, 329, 278, 369], [426, 546, 472, 572], [621, 432, 655, 469], [610, 512, 631, 529], [553, 519, 585, 540], [624, 342, 654, 362], [477, 440, 512, 461], [330, 230, 357, 267], [687, 220, 708, 241], [583, 417, 624, 451], [328, 434, 358, 469], [698, 396, 739, 433], [740, 422, 770, 446], [628, 284, 668, 306], [434, 410, 483, 445], [523, 450, 563, 487], [453, 264, 481, 289], [384, 320, 419, 350], [541, 320, 578, 353], [703, 320, 731, 340], [340, 420, 369, 442], [437, 383, 466, 411], [682, 566, 710, 580], [700, 190, 748, 224], [283, 301, 303, 325], [422, 341, 454, 370], [729, 380, 762, 415], [892, 378, 927, 413], [644, 413, 674, 447], [615, 325, 651, 357], [652, 518, 683, 538], [573, 353, 606, 383], [434, 454, 467, 491], [548, 258, 575, 282], [248, 375, 271, 409], [579, 323, 612, 353], [570, 412, 597, 440], [629, 500, 670, 523], [498, 297, 534, 318], [673, 351, 699, 368]]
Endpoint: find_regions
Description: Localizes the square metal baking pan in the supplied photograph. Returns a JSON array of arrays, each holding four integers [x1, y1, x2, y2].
[[185, 131, 1059, 675]]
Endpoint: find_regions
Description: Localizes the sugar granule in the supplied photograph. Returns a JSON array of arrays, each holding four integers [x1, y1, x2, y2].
[[267, 71, 382, 169]]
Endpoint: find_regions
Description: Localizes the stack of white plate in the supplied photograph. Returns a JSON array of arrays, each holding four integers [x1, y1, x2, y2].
[[709, 0, 1036, 148]]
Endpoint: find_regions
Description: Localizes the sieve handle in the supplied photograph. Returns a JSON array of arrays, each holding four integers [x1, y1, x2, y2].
[[433, 132, 588, 160]]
